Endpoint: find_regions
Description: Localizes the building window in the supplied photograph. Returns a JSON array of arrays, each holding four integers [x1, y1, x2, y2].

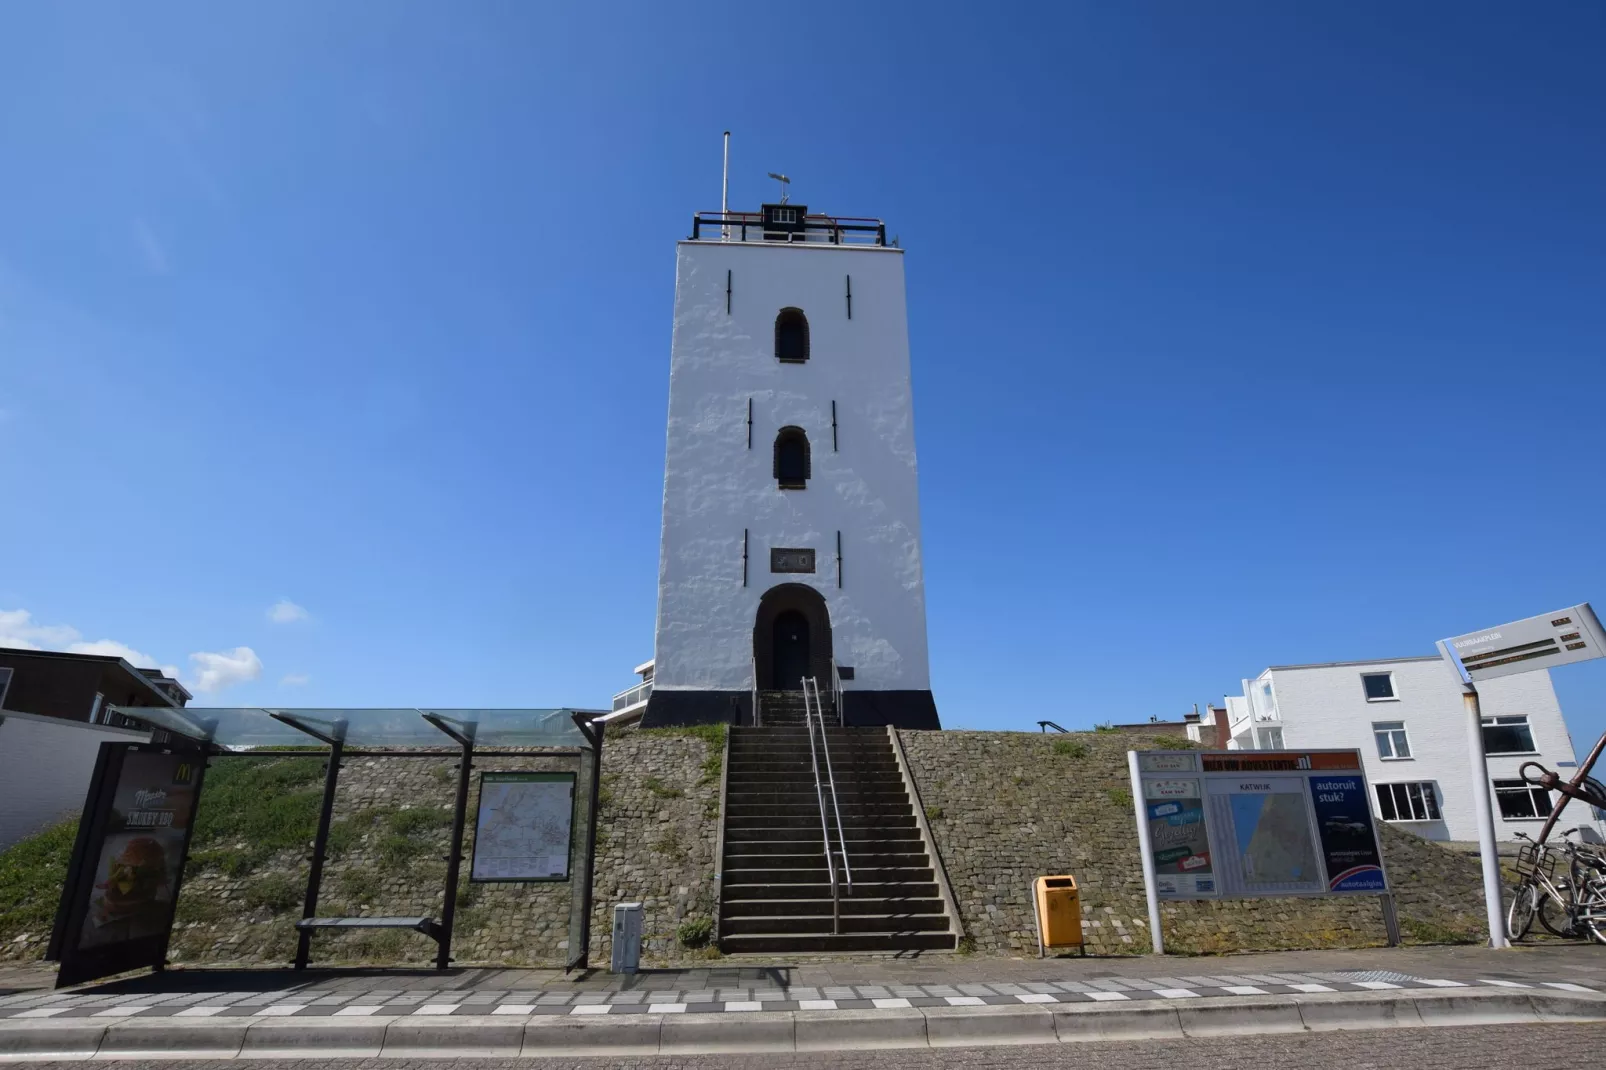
[[773, 207, 797, 224], [1373, 721, 1411, 760], [774, 426, 811, 488], [1481, 715, 1538, 755], [1375, 781, 1441, 822], [775, 308, 810, 362], [0, 666, 11, 709], [1493, 779, 1554, 820], [1361, 672, 1396, 701], [88, 693, 104, 724], [1257, 727, 1284, 750]]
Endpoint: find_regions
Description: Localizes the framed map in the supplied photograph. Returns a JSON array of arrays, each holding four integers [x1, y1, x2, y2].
[[470, 772, 576, 883]]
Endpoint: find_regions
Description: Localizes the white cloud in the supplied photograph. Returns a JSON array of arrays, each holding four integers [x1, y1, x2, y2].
[[280, 673, 310, 687], [267, 599, 308, 624], [1, 607, 259, 694], [0, 608, 82, 649], [190, 647, 262, 694]]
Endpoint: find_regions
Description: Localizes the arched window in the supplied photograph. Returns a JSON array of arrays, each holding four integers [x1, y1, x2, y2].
[[774, 426, 811, 489], [775, 308, 809, 362]]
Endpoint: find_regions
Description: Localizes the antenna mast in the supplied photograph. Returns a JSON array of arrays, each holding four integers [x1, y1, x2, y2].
[[721, 131, 731, 242]]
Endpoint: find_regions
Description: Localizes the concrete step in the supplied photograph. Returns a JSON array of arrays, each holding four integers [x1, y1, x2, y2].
[[724, 814, 915, 830], [715, 881, 940, 900], [721, 912, 951, 936], [729, 800, 918, 816], [719, 931, 956, 954], [723, 867, 935, 886], [724, 827, 922, 844], [721, 897, 947, 920]]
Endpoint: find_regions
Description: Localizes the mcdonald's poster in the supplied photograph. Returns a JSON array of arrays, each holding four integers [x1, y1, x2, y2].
[[53, 746, 205, 986]]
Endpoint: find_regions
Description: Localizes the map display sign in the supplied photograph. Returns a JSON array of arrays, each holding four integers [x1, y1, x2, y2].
[[470, 772, 576, 882], [50, 744, 206, 987], [1131, 749, 1388, 901]]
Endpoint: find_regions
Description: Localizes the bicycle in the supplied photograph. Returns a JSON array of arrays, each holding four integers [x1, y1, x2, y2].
[[1507, 828, 1606, 943]]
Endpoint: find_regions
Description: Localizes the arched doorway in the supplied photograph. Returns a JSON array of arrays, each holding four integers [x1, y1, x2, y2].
[[771, 610, 810, 691], [754, 583, 832, 692]]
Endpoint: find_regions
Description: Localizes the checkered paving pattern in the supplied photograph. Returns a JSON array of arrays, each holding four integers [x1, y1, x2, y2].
[[1, 973, 1595, 1019]]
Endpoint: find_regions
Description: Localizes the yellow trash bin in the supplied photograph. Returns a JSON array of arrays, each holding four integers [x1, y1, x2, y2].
[[1032, 875, 1084, 956]]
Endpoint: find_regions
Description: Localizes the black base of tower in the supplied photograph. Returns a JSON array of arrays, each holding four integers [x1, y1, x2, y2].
[[640, 689, 940, 730]]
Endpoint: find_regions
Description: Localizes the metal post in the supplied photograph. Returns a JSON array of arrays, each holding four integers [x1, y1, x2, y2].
[[1463, 688, 1508, 948], [572, 714, 604, 971], [436, 736, 474, 970], [295, 737, 344, 970], [721, 131, 730, 242], [1380, 894, 1401, 947], [1127, 750, 1164, 955]]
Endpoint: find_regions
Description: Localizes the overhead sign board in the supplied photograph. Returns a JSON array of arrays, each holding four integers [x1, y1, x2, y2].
[[1131, 749, 1388, 901], [1440, 603, 1606, 683]]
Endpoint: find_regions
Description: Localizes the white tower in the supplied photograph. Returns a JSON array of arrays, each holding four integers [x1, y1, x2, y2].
[[641, 201, 939, 729]]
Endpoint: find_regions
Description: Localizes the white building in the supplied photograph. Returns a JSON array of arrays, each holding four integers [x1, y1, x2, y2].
[[1216, 656, 1602, 843], [639, 201, 938, 729]]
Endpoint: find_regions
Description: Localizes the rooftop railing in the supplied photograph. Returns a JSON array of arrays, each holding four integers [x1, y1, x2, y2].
[[690, 211, 887, 247], [611, 679, 653, 713]]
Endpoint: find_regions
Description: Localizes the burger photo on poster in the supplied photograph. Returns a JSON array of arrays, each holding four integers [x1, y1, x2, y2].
[[81, 833, 176, 945]]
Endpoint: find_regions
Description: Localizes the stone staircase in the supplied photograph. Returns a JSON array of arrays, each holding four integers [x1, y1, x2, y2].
[[718, 725, 958, 954], [755, 690, 829, 727]]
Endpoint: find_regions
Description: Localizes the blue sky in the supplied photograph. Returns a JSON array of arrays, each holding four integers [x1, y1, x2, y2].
[[2, 3, 1604, 747]]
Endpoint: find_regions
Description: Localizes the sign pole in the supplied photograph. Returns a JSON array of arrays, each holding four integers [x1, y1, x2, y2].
[[1127, 750, 1164, 955], [1460, 685, 1508, 948]]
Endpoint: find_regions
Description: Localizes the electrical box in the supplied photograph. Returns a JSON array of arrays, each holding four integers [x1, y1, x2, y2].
[[610, 902, 643, 973], [1032, 875, 1083, 955]]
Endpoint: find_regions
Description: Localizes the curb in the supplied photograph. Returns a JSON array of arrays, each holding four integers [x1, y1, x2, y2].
[[0, 987, 1599, 1060]]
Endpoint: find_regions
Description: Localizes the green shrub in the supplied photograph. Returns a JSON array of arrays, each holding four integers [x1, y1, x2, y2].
[[677, 917, 713, 948], [653, 830, 685, 862], [243, 873, 303, 913], [643, 776, 684, 799], [924, 805, 944, 820], [1052, 739, 1088, 758], [338, 869, 383, 903], [1107, 787, 1133, 809], [378, 834, 426, 866], [387, 808, 453, 836], [0, 818, 78, 947]]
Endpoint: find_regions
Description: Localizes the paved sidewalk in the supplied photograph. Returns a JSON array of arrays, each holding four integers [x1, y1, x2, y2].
[[1, 945, 1602, 1020]]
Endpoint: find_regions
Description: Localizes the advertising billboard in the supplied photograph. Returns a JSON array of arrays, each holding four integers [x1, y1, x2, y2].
[[50, 744, 206, 987], [1131, 749, 1388, 901]]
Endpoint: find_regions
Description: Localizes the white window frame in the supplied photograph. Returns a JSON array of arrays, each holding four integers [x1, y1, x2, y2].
[[1492, 779, 1554, 821], [1257, 727, 1284, 750], [1361, 671, 1398, 702], [772, 207, 797, 224], [1375, 781, 1441, 822], [1373, 720, 1413, 761], [1480, 714, 1539, 756]]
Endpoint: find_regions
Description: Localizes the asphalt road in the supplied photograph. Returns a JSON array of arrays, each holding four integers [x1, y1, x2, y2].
[[27, 1022, 1606, 1069]]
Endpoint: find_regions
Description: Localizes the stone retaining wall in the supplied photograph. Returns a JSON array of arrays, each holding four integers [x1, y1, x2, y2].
[[163, 727, 723, 969], [898, 728, 1489, 955]]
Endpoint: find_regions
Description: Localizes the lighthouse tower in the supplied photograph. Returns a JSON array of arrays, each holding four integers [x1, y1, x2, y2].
[[640, 199, 940, 729]]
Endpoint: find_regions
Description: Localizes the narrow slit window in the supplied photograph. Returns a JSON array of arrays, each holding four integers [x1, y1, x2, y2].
[[774, 426, 810, 489], [775, 308, 809, 362]]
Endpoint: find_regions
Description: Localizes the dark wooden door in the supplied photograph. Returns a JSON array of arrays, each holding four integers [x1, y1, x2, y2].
[[771, 610, 810, 691]]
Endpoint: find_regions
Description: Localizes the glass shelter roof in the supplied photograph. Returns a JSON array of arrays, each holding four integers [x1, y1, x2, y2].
[[110, 706, 597, 750]]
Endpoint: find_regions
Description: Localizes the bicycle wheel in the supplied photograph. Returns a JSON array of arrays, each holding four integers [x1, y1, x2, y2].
[[1507, 880, 1539, 940], [1537, 886, 1580, 939], [1578, 881, 1606, 946]]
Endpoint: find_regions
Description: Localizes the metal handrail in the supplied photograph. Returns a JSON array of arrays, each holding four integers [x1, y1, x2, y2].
[[751, 656, 761, 727], [806, 677, 853, 896], [801, 677, 838, 931], [830, 659, 845, 728]]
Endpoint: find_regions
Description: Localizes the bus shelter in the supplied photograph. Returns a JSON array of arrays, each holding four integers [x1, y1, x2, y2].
[[48, 707, 603, 988]]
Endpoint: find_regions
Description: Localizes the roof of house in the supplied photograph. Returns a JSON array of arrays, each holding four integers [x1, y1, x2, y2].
[[1262, 655, 1442, 673], [0, 647, 188, 706]]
